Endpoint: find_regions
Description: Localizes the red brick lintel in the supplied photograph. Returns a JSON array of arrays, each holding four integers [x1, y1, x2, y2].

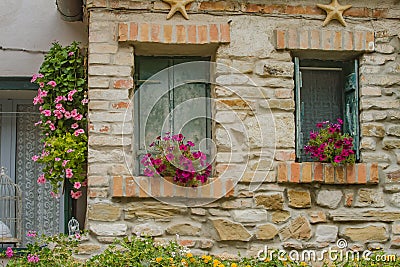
[[277, 162, 379, 184], [118, 22, 230, 44]]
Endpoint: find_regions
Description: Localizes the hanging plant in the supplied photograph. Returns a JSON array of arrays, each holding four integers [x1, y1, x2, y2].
[[31, 42, 88, 199]]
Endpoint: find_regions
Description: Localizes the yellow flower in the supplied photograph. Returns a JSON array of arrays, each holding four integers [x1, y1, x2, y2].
[[186, 253, 193, 258], [231, 263, 237, 267], [264, 257, 270, 262], [300, 262, 307, 266], [169, 257, 174, 263], [181, 258, 188, 266], [189, 257, 195, 263], [155, 257, 162, 263]]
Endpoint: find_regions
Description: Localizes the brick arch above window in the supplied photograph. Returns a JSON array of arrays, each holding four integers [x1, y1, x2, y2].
[[274, 29, 375, 52], [118, 22, 230, 44]]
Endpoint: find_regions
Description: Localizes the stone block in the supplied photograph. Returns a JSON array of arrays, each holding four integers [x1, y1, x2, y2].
[[256, 223, 278, 240], [211, 219, 252, 241], [166, 223, 201, 236], [315, 225, 338, 243], [88, 203, 122, 221], [342, 225, 388, 242], [354, 188, 385, 208], [279, 216, 312, 241], [89, 223, 127, 236], [271, 210, 291, 224], [287, 189, 311, 208], [316, 190, 343, 209], [231, 209, 267, 223], [254, 192, 284, 210], [132, 223, 164, 237]]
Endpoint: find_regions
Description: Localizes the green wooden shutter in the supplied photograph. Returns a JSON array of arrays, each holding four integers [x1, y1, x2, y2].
[[343, 60, 360, 160], [294, 57, 303, 161]]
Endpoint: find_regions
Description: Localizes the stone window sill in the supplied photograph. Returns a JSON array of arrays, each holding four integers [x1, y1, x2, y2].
[[112, 176, 234, 198], [277, 162, 379, 184]]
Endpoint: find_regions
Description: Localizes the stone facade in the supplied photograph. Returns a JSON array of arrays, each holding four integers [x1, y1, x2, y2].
[[84, 0, 400, 258]]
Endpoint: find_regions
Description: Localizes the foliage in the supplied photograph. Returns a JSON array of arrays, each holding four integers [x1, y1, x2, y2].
[[2, 235, 400, 267], [31, 41, 88, 198], [141, 133, 212, 187], [304, 119, 355, 166], [2, 232, 81, 267]]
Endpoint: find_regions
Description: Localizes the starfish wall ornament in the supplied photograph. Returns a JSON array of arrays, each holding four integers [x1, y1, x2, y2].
[[162, 0, 195, 20], [317, 0, 352, 27]]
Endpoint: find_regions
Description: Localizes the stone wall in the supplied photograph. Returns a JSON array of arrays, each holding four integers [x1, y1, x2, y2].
[[82, 0, 400, 258]]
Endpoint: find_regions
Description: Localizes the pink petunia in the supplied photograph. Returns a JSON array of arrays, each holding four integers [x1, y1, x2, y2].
[[39, 82, 45, 88], [67, 149, 74, 153], [64, 111, 72, 119], [74, 182, 81, 189], [32, 155, 40, 162], [81, 99, 89, 104], [33, 96, 43, 105], [74, 129, 85, 136], [27, 230, 37, 238], [50, 191, 60, 198], [62, 159, 70, 167], [74, 114, 83, 121], [37, 174, 46, 184], [55, 157, 61, 161], [34, 120, 42, 126], [71, 123, 79, 129], [47, 81, 57, 87], [65, 168, 73, 179], [70, 190, 82, 199], [70, 109, 78, 117], [27, 254, 39, 263], [49, 123, 56, 131], [68, 90, 77, 101], [68, 51, 74, 56], [41, 110, 51, 117]]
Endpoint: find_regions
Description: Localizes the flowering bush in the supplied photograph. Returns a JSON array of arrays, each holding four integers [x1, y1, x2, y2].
[[31, 42, 87, 198], [304, 119, 355, 166], [141, 133, 212, 187]]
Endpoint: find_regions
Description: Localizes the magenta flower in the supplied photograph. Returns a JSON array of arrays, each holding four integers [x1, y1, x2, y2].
[[172, 134, 184, 141], [187, 141, 195, 147], [144, 168, 154, 177], [152, 158, 162, 166], [39, 82, 45, 88], [67, 149, 74, 153], [81, 98, 89, 104], [5, 247, 13, 258], [68, 51, 74, 56], [34, 120, 42, 126], [179, 144, 187, 151], [71, 123, 79, 129], [55, 157, 61, 161], [32, 155, 40, 162], [33, 96, 44, 105], [166, 153, 174, 161], [50, 191, 60, 198], [47, 81, 57, 87], [49, 123, 56, 131], [64, 111, 72, 119]]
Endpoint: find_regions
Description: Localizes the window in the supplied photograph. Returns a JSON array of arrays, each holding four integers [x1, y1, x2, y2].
[[294, 57, 360, 162], [134, 56, 212, 174]]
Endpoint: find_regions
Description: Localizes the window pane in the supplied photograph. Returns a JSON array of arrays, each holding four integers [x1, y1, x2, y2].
[[172, 60, 210, 151]]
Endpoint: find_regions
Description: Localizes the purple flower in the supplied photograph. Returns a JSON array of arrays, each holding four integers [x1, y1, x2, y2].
[[316, 123, 324, 128], [337, 118, 343, 125], [309, 131, 317, 140], [172, 134, 184, 142], [27, 254, 39, 263], [166, 153, 174, 161], [68, 51, 74, 56], [179, 144, 187, 151], [334, 155, 343, 163]]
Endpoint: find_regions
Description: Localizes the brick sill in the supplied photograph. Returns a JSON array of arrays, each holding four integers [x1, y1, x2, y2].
[[277, 162, 379, 184], [112, 176, 234, 198]]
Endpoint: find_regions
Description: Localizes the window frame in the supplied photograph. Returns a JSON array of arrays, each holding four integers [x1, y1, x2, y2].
[[294, 57, 360, 162], [133, 56, 212, 175]]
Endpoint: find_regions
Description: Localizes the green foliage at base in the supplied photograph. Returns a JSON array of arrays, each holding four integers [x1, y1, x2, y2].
[[1, 234, 399, 267]]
